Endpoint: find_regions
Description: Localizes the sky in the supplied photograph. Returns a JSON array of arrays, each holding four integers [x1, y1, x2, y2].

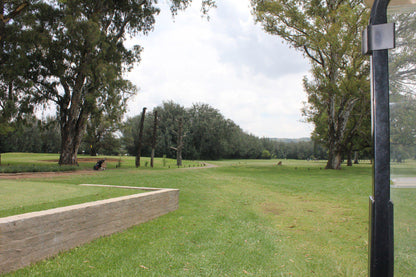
[[126, 0, 312, 138]]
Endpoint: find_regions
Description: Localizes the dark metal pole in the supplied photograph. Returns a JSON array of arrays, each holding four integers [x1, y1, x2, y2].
[[368, 0, 394, 276]]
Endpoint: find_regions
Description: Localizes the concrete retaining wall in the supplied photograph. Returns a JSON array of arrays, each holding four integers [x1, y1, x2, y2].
[[0, 187, 179, 274]]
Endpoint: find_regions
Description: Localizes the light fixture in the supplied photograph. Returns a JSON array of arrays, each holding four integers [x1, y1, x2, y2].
[[364, 0, 416, 12], [363, 0, 416, 276]]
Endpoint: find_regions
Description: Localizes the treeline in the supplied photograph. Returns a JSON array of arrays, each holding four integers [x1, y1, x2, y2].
[[1, 101, 374, 162], [119, 101, 332, 160]]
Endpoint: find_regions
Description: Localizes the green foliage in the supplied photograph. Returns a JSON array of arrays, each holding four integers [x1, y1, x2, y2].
[[0, 1, 34, 137], [251, 0, 371, 169], [122, 102, 271, 160], [0, 116, 60, 154], [81, 111, 122, 156], [260, 149, 271, 159]]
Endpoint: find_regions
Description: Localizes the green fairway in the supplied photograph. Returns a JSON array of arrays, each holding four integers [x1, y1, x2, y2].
[[1, 157, 414, 276]]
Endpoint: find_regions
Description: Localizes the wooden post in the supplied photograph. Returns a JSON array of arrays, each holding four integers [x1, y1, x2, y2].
[[135, 107, 146, 168], [150, 111, 158, 168]]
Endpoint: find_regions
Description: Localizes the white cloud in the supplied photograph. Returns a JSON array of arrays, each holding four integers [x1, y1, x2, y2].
[[126, 0, 312, 138]]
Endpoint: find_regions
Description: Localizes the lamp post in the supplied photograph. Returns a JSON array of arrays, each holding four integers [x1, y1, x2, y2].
[[362, 0, 416, 276]]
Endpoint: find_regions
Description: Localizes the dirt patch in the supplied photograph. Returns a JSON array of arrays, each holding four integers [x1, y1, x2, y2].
[[262, 202, 285, 215]]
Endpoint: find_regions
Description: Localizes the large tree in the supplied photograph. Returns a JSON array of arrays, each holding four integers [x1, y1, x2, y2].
[[252, 0, 371, 169], [17, 0, 153, 164], [9, 0, 215, 165]]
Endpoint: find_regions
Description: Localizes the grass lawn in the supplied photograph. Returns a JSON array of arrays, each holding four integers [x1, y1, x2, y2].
[[392, 188, 416, 276], [0, 181, 142, 218], [0, 152, 207, 173], [1, 157, 414, 276]]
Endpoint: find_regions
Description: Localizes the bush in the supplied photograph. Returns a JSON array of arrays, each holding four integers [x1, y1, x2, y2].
[[261, 149, 272, 159]]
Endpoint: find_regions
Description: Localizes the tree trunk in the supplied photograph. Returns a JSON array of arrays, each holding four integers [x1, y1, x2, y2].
[[58, 72, 90, 165], [90, 146, 97, 156], [347, 150, 353, 166], [326, 142, 342, 169], [59, 130, 82, 165], [354, 151, 359, 164], [150, 111, 158, 168], [59, 111, 88, 165], [135, 107, 146, 168]]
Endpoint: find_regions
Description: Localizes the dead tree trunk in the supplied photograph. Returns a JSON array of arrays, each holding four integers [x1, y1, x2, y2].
[[135, 107, 146, 168], [150, 111, 158, 168]]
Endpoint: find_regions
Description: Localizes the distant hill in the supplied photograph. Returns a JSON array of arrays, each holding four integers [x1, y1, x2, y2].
[[267, 137, 311, 143]]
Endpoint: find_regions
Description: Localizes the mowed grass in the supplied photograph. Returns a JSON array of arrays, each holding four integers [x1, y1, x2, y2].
[[0, 181, 142, 217], [392, 188, 416, 276], [1, 158, 414, 276], [0, 152, 207, 172]]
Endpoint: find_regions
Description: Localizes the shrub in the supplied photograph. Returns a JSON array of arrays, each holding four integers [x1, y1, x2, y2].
[[261, 149, 272, 159]]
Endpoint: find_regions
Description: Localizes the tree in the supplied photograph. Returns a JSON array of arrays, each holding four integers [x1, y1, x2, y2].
[[16, 1, 150, 164], [12, 0, 216, 165], [154, 101, 187, 159], [40, 116, 61, 153], [261, 149, 271, 159], [82, 111, 120, 156], [252, 0, 370, 169], [0, 115, 61, 154], [186, 103, 230, 160]]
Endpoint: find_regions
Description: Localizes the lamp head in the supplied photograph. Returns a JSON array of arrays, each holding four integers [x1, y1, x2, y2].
[[364, 0, 416, 12]]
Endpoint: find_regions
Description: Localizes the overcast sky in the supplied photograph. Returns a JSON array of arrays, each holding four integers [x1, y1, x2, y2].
[[126, 0, 312, 138]]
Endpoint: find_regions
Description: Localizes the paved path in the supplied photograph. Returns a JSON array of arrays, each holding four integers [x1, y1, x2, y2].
[[391, 177, 416, 188]]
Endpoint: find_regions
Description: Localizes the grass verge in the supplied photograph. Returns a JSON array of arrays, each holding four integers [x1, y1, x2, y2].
[[1, 158, 414, 276]]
